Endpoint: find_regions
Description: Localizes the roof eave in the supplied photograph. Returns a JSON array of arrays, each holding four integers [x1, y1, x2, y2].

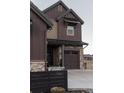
[[56, 9, 84, 25], [70, 9, 84, 24], [47, 39, 88, 46], [30, 2, 53, 28], [82, 42, 88, 46]]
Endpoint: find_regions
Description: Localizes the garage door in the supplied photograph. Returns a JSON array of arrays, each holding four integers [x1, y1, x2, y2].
[[64, 50, 80, 69]]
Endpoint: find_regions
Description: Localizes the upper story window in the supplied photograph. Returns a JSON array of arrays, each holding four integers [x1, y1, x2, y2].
[[58, 5, 63, 12], [67, 26, 75, 36]]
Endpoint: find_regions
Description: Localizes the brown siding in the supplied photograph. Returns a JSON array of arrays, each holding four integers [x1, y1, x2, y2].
[[30, 10, 47, 61], [44, 5, 82, 41], [58, 20, 82, 41], [44, 5, 67, 20]]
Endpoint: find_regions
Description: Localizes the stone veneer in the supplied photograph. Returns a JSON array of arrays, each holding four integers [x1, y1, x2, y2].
[[30, 61, 45, 72]]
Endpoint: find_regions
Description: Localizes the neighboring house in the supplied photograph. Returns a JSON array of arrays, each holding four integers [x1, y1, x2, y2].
[[30, 2, 52, 72], [43, 1, 88, 69], [83, 54, 93, 70]]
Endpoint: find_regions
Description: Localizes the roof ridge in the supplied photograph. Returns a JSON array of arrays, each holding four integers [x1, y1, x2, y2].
[[30, 1, 53, 27], [43, 0, 69, 13]]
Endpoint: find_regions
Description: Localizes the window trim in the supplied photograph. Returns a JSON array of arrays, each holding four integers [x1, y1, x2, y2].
[[66, 26, 75, 36]]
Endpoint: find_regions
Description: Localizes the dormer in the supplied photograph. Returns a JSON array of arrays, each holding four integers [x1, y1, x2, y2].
[[56, 9, 84, 41]]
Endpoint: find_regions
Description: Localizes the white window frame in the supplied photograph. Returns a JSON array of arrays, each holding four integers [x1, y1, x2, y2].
[[67, 26, 75, 36]]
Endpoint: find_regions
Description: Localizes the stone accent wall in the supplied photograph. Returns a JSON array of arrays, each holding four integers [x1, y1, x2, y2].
[[30, 61, 45, 72]]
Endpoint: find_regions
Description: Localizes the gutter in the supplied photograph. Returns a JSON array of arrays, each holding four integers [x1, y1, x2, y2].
[[83, 43, 88, 49], [83, 44, 88, 49]]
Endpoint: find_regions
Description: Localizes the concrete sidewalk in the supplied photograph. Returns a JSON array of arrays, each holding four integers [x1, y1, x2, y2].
[[68, 70, 93, 91]]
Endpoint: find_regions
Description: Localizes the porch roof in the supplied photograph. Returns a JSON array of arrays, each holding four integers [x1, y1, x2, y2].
[[47, 39, 88, 46]]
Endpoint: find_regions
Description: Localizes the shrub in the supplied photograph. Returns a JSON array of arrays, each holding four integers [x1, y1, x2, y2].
[[50, 87, 65, 93]]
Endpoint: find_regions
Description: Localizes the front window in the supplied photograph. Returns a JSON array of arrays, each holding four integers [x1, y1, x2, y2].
[[67, 26, 74, 36]]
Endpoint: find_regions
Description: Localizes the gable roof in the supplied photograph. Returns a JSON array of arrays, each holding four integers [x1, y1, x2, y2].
[[56, 9, 84, 24], [30, 2, 53, 28], [43, 0, 69, 13]]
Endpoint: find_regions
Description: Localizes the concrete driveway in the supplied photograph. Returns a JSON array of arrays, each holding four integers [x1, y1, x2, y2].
[[68, 70, 93, 91]]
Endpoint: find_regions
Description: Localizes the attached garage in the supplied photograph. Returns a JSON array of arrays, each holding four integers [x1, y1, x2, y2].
[[64, 50, 80, 69]]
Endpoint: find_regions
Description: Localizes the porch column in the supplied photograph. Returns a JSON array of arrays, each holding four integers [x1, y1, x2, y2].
[[62, 45, 64, 67]]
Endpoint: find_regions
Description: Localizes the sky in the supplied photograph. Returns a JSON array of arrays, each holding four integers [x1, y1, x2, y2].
[[31, 0, 93, 54]]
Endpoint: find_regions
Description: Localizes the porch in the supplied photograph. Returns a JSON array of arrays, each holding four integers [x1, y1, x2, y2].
[[47, 39, 88, 69]]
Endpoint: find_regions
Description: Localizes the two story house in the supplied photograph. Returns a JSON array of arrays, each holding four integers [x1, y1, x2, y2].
[[30, 2, 52, 72], [43, 1, 88, 69]]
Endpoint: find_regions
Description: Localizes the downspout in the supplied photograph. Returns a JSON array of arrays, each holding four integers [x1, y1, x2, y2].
[[82, 44, 88, 70]]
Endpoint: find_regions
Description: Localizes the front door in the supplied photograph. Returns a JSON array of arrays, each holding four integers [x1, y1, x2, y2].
[[47, 46, 61, 67]]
